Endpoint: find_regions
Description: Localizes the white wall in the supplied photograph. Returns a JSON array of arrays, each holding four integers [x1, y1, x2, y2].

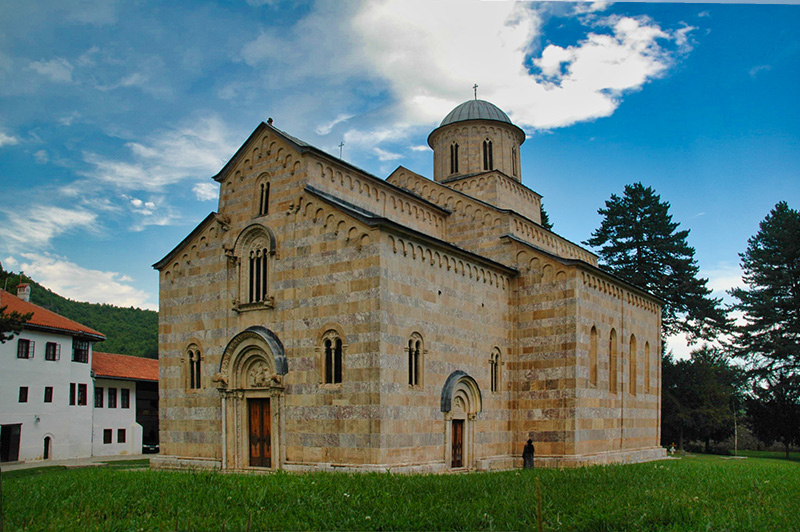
[[91, 378, 142, 456], [0, 329, 93, 461]]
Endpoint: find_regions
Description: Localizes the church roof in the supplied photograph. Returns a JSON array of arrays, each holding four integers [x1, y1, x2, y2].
[[439, 99, 513, 127]]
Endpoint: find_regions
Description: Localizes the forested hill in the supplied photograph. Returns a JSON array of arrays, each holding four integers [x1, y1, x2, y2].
[[1, 268, 158, 359]]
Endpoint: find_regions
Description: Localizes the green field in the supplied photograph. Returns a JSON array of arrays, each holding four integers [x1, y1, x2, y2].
[[2, 455, 798, 531]]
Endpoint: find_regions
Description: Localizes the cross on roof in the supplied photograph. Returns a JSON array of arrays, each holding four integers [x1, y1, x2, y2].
[[473, 84, 478, 100]]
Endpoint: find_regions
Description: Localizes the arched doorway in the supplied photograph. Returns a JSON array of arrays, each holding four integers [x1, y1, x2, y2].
[[215, 326, 287, 470], [441, 371, 482, 470], [43, 436, 51, 460]]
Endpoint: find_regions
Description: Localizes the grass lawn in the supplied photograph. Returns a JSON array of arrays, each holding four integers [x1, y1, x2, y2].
[[2, 454, 798, 531]]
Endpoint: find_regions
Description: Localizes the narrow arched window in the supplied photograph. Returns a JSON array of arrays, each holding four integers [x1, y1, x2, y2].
[[323, 331, 343, 384], [187, 346, 202, 390], [482, 140, 493, 170], [609, 329, 618, 394], [259, 182, 270, 216], [644, 341, 651, 394], [589, 326, 598, 386], [629, 334, 637, 396], [512, 147, 517, 176], [407, 333, 423, 387], [450, 143, 459, 174], [490, 349, 501, 393], [249, 247, 268, 303]]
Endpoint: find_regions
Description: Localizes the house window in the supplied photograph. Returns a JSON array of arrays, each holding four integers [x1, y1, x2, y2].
[[609, 329, 618, 394], [19, 386, 28, 403], [483, 139, 493, 170], [121, 388, 130, 409], [77, 383, 87, 406], [108, 387, 117, 408], [589, 326, 598, 387], [17, 338, 34, 359], [187, 346, 202, 390], [45, 342, 60, 361], [322, 330, 343, 384], [44, 386, 53, 403], [69, 383, 76, 405], [95, 386, 104, 408], [629, 334, 638, 396], [258, 181, 270, 216], [72, 339, 89, 363], [450, 143, 459, 174], [117, 429, 126, 444], [407, 333, 423, 387], [103, 429, 112, 444], [489, 349, 501, 393]]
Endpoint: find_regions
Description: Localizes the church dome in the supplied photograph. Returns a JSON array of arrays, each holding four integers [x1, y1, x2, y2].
[[439, 99, 513, 127]]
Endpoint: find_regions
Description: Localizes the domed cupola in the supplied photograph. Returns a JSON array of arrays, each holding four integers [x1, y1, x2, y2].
[[428, 99, 525, 183]]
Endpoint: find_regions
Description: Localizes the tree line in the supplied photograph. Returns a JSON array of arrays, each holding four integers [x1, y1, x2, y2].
[[0, 268, 158, 358], [586, 184, 799, 457]]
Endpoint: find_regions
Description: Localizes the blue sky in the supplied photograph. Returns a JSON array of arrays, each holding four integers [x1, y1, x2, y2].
[[0, 1, 798, 356]]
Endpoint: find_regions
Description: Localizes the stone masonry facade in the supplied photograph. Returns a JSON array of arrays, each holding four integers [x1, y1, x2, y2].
[[153, 100, 665, 472]]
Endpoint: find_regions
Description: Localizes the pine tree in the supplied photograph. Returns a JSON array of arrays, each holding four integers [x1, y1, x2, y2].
[[585, 182, 726, 341], [730, 201, 800, 376], [540, 202, 553, 231]]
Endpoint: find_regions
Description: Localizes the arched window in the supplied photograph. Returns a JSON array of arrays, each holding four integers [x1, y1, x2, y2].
[[644, 341, 651, 394], [609, 329, 618, 394], [248, 246, 269, 303], [407, 333, 423, 387], [234, 224, 275, 310], [483, 139, 493, 170], [489, 348, 501, 393], [450, 143, 459, 174], [589, 326, 598, 386], [629, 334, 638, 396], [258, 182, 270, 216], [322, 330, 343, 384], [512, 147, 517, 177], [187, 345, 202, 390]]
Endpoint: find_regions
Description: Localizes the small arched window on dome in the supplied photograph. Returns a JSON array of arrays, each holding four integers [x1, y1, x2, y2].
[[512, 147, 517, 177], [450, 143, 459, 174], [483, 139, 493, 171]]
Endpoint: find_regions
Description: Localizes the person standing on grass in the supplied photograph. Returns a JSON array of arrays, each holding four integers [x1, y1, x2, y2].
[[523, 439, 535, 469]]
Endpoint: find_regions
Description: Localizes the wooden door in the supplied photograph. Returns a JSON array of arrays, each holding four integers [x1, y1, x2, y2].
[[451, 419, 464, 468], [1, 424, 21, 462], [248, 399, 271, 467]]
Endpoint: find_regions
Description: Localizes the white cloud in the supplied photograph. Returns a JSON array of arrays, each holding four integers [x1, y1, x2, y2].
[[193, 182, 218, 201], [703, 264, 745, 301], [374, 147, 402, 161], [316, 114, 354, 136], [29, 58, 75, 83], [3, 256, 18, 268], [82, 115, 239, 192], [0, 130, 20, 147], [34, 150, 49, 164], [58, 112, 81, 126], [15, 252, 155, 310], [410, 145, 430, 152], [0, 206, 97, 250]]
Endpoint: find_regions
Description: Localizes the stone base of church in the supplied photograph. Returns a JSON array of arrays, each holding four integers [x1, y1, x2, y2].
[[149, 447, 666, 473], [532, 446, 667, 469]]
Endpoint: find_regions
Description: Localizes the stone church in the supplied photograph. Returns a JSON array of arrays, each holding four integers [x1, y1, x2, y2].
[[153, 99, 665, 472]]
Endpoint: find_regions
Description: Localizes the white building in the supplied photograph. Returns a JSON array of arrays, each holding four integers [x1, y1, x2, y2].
[[0, 285, 158, 463]]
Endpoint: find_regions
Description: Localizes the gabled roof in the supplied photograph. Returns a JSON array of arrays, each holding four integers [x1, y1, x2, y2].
[[0, 289, 105, 341], [152, 212, 218, 271], [92, 351, 158, 382]]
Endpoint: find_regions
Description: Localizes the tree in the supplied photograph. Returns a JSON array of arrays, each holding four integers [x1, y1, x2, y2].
[[540, 202, 553, 231], [745, 372, 800, 458], [585, 182, 727, 342], [730, 201, 800, 457], [730, 201, 800, 377], [0, 305, 31, 343], [661, 346, 745, 452]]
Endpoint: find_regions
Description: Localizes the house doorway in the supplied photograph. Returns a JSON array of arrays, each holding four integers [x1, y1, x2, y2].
[[451, 419, 464, 468], [43, 436, 51, 460], [1, 424, 22, 462], [248, 398, 271, 467]]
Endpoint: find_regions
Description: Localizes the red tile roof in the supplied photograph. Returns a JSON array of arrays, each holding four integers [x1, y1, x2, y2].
[[0, 289, 105, 340], [92, 351, 159, 382]]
